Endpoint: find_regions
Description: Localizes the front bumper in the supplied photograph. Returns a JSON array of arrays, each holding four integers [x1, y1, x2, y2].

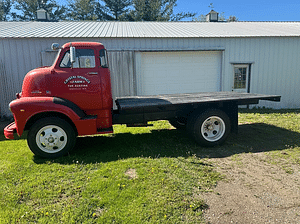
[[4, 122, 17, 140]]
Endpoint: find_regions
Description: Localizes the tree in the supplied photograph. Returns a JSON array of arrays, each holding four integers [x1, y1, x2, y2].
[[227, 15, 238, 22], [192, 14, 206, 22], [67, 0, 98, 20], [99, 0, 132, 21], [14, 0, 66, 21], [51, 5, 68, 21], [128, 0, 195, 21], [0, 0, 13, 21], [171, 11, 196, 21]]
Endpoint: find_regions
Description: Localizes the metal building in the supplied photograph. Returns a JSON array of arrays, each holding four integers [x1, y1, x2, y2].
[[1, 21, 300, 116]]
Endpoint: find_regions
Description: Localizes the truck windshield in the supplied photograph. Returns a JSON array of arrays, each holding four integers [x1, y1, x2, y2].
[[59, 49, 96, 68]]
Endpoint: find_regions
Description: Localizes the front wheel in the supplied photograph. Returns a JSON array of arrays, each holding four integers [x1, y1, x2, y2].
[[187, 109, 231, 147], [27, 117, 76, 158]]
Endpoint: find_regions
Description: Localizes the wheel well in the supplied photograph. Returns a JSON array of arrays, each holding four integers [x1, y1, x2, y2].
[[24, 112, 78, 136], [182, 103, 220, 120], [184, 102, 238, 133]]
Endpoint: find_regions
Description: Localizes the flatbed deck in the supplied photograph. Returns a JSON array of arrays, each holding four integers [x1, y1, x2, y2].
[[115, 92, 281, 111]]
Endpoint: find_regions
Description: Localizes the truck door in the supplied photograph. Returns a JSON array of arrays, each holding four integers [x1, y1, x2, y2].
[[51, 48, 102, 110]]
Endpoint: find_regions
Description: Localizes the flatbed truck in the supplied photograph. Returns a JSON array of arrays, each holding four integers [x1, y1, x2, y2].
[[4, 42, 280, 158]]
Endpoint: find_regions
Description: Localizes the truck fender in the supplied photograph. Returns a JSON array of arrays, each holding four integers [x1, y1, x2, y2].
[[9, 97, 84, 136]]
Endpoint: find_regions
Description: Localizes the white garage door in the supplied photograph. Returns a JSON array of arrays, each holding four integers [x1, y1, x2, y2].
[[136, 51, 222, 95]]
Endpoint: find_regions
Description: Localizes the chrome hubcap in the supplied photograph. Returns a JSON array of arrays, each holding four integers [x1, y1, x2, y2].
[[201, 116, 226, 142], [36, 125, 67, 153]]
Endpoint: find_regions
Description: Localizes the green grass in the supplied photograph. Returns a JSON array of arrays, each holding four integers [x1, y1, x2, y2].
[[1, 108, 300, 223], [0, 121, 219, 223]]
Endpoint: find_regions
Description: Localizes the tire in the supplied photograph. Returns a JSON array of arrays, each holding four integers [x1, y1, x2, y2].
[[27, 117, 76, 158], [187, 109, 230, 147], [169, 117, 187, 130]]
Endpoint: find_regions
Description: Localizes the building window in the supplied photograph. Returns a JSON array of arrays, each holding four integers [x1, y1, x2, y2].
[[233, 65, 249, 90]]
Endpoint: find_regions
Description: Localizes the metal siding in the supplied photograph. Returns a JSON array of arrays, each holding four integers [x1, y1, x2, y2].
[[242, 37, 300, 109], [41, 50, 57, 66], [0, 39, 17, 116], [0, 57, 11, 116], [1, 35, 300, 116], [108, 51, 136, 109]]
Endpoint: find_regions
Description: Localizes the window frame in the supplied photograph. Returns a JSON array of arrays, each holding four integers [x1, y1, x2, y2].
[[232, 64, 251, 93], [59, 48, 96, 69]]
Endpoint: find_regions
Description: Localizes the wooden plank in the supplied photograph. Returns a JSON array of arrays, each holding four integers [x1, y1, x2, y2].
[[115, 92, 281, 111]]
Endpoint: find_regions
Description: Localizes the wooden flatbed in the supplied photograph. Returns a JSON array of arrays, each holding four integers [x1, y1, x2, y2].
[[115, 92, 281, 111]]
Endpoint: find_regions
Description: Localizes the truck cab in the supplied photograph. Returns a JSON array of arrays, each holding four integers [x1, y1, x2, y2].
[[46, 42, 113, 130], [5, 42, 114, 158]]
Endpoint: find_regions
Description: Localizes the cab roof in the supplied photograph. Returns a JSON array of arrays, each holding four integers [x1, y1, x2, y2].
[[62, 42, 104, 49]]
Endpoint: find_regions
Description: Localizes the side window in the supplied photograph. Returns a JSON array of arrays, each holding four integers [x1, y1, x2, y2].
[[99, 49, 109, 68], [60, 49, 96, 68]]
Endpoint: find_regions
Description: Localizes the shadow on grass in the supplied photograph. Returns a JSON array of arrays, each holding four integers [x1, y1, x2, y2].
[[0, 132, 6, 141], [216, 123, 300, 157], [32, 122, 300, 165]]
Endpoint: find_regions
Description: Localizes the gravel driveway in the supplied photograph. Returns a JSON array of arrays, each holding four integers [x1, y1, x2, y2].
[[199, 152, 300, 223]]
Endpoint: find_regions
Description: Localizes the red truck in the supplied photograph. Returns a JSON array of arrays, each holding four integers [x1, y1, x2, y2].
[[4, 42, 280, 158]]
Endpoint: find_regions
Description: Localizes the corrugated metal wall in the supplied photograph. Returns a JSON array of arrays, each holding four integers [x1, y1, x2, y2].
[[223, 37, 300, 108], [108, 51, 136, 99], [0, 58, 10, 116], [1, 36, 300, 116]]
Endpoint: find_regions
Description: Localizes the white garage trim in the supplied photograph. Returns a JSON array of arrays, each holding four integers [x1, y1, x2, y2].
[[136, 51, 223, 96]]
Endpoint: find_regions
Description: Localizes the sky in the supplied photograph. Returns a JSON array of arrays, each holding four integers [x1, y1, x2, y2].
[[56, 0, 300, 21]]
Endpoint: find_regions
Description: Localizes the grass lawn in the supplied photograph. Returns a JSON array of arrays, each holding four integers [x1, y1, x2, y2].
[[1, 108, 300, 223]]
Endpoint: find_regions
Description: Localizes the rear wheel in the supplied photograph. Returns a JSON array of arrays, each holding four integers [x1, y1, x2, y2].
[[187, 109, 230, 147], [27, 117, 76, 158]]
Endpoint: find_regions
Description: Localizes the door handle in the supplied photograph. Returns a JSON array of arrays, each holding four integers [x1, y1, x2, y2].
[[87, 72, 98, 75]]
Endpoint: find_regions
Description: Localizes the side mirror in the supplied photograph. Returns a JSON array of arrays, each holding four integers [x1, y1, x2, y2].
[[51, 43, 61, 51], [70, 46, 76, 64]]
